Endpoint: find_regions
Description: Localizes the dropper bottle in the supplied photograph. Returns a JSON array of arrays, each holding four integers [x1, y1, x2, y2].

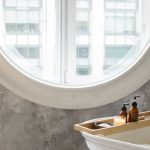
[[119, 103, 129, 123]]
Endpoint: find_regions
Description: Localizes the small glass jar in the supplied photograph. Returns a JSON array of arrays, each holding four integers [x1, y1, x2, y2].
[[114, 116, 126, 126]]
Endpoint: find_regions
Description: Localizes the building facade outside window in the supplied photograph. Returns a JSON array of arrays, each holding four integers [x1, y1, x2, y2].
[[1, 0, 141, 85]]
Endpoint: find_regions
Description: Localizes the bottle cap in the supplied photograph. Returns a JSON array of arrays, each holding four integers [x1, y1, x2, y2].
[[132, 101, 137, 107], [121, 103, 129, 111]]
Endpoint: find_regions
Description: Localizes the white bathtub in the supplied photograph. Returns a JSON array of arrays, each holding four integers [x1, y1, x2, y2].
[[81, 120, 150, 150]]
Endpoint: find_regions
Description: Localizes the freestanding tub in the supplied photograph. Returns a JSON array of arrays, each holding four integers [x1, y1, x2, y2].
[[81, 121, 150, 150], [82, 127, 150, 150]]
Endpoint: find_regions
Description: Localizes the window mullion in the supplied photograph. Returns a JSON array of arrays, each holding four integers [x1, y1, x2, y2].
[[67, 0, 76, 83], [60, 0, 67, 84]]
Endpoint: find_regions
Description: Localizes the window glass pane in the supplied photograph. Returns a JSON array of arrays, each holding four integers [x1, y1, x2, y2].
[[126, 36, 136, 45], [5, 10, 16, 22], [76, 11, 89, 21], [5, 23, 16, 33], [77, 35, 89, 45], [125, 17, 135, 34], [17, 24, 28, 33], [126, 12, 136, 17], [12, 23, 40, 34], [105, 46, 131, 58], [6, 35, 17, 44], [29, 0, 40, 7], [17, 35, 28, 44], [116, 2, 126, 9], [77, 46, 89, 58], [28, 35, 39, 45], [76, 0, 89, 9], [76, 66, 91, 75], [5, 0, 16, 7], [29, 24, 40, 33], [116, 17, 125, 34], [126, 2, 136, 9], [17, 11, 28, 23], [106, 17, 115, 34], [116, 36, 125, 44], [105, 2, 116, 9], [77, 21, 89, 34], [17, 0, 28, 7], [106, 15, 136, 35], [105, 36, 115, 45], [17, 47, 29, 58], [17, 47, 39, 58], [29, 11, 39, 22], [29, 47, 40, 58], [116, 12, 126, 17], [104, 46, 132, 69]]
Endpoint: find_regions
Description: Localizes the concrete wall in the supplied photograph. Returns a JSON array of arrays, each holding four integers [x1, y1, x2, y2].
[[0, 80, 150, 150]]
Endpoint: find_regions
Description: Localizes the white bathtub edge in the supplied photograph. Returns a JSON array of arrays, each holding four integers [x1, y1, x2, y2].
[[82, 132, 150, 150]]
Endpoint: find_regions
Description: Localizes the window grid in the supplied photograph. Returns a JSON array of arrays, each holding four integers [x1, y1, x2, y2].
[[4, 0, 41, 66], [1, 0, 141, 85], [104, 0, 139, 70]]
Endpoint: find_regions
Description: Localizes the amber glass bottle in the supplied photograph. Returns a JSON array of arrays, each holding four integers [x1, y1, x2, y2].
[[119, 103, 129, 123], [128, 97, 139, 122]]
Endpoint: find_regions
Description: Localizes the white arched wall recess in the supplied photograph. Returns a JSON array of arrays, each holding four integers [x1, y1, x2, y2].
[[0, 41, 150, 109]]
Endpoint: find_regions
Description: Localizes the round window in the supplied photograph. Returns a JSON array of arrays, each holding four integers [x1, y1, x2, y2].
[[0, 0, 150, 109]]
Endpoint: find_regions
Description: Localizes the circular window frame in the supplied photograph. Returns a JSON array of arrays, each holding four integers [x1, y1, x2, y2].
[[0, 40, 150, 109]]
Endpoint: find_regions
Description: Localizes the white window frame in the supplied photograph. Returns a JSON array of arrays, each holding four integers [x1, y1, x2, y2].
[[0, 0, 150, 109]]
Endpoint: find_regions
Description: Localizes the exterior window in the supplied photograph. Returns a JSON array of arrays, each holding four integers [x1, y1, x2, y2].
[[77, 21, 89, 34], [4, 0, 40, 8], [5, 0, 16, 7], [17, 0, 28, 7], [17, 11, 28, 22], [5, 10, 16, 22], [104, 46, 132, 69], [17, 24, 28, 33], [29, 24, 40, 33], [105, 46, 131, 59], [4, 0, 41, 65], [106, 15, 136, 35], [1, 0, 143, 86], [106, 16, 115, 34], [6, 23, 40, 34], [16, 47, 40, 59], [76, 11, 89, 22], [28, 11, 39, 22], [76, 0, 89, 9], [29, 0, 40, 7], [5, 24, 16, 33], [105, 0, 136, 10], [125, 17, 136, 34], [76, 65, 91, 75], [76, 46, 89, 58], [76, 0, 91, 78]]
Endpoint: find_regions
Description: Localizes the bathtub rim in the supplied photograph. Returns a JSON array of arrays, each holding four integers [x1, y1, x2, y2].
[[82, 132, 150, 150]]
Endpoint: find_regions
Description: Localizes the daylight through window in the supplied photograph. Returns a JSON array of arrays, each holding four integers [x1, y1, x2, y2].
[[0, 0, 148, 86]]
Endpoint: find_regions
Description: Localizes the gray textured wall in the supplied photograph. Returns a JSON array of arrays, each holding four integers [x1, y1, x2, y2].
[[0, 80, 150, 150]]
